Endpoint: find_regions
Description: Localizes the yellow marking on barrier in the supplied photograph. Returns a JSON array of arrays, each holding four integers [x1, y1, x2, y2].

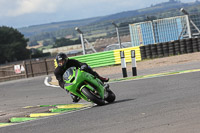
[[54, 59, 58, 68], [29, 113, 60, 118], [56, 103, 93, 109], [114, 46, 141, 64], [0, 123, 13, 127]]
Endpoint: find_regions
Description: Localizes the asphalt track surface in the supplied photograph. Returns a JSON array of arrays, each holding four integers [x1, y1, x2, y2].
[[1, 62, 200, 133]]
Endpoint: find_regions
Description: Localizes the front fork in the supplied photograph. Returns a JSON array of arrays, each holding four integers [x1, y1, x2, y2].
[[104, 84, 110, 99]]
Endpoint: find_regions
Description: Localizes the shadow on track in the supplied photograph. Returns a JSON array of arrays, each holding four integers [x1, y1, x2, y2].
[[95, 98, 136, 107], [113, 98, 136, 104]]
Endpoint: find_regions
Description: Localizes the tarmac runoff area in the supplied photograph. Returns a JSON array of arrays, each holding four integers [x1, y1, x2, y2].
[[1, 68, 200, 128]]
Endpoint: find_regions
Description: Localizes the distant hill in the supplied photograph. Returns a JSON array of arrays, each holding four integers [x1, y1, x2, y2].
[[18, 0, 200, 39], [18, 17, 102, 37]]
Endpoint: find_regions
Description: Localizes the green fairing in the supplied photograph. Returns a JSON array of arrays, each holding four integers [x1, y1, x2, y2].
[[63, 67, 105, 102]]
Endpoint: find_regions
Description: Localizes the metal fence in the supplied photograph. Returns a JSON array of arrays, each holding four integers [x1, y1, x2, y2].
[[129, 13, 200, 46], [0, 58, 55, 82], [190, 13, 200, 36], [129, 15, 189, 46]]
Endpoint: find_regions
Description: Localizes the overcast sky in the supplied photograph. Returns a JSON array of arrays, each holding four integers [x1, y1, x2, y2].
[[0, 0, 196, 28]]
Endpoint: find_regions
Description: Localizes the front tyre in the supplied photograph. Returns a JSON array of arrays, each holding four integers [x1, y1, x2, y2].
[[105, 89, 116, 103], [81, 87, 105, 106]]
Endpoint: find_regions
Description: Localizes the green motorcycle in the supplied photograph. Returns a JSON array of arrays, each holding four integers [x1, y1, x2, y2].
[[63, 67, 115, 106]]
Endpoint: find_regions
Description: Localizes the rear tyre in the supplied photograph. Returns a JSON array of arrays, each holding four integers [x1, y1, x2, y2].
[[81, 87, 105, 106]]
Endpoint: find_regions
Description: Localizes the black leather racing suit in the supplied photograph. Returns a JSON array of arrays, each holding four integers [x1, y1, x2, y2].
[[54, 59, 100, 89]]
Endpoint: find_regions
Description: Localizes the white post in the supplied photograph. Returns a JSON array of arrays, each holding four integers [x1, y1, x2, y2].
[[120, 51, 127, 78], [131, 50, 137, 76]]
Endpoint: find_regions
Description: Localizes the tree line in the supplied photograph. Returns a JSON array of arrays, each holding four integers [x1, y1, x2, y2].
[[0, 26, 82, 64], [0, 26, 53, 64], [0, 26, 30, 64]]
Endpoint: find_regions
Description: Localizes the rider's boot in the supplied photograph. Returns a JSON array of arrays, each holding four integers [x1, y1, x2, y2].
[[70, 93, 80, 103], [98, 76, 109, 83]]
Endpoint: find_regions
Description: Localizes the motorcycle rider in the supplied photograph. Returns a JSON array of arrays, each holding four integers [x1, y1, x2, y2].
[[54, 52, 109, 103]]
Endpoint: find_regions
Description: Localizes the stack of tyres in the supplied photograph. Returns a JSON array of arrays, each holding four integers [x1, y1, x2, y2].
[[168, 41, 175, 56], [198, 37, 200, 52], [140, 45, 147, 60], [145, 44, 152, 59], [185, 38, 193, 53], [163, 42, 169, 57], [192, 37, 198, 52], [157, 43, 164, 57], [180, 39, 187, 54], [151, 44, 158, 58], [174, 40, 180, 55]]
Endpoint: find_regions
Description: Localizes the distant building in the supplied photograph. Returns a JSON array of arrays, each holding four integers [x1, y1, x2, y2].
[[152, 0, 180, 7], [65, 35, 73, 39]]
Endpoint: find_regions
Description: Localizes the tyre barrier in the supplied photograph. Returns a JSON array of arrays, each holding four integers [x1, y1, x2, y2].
[[140, 46, 147, 60], [185, 38, 193, 53], [140, 37, 200, 60], [145, 45, 152, 59], [174, 40, 180, 55], [168, 41, 175, 55], [157, 43, 164, 57], [198, 38, 200, 52], [192, 37, 198, 52], [180, 39, 186, 54], [151, 44, 157, 58], [163, 42, 169, 57]]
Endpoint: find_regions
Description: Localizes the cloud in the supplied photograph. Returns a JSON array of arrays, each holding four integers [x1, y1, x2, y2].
[[0, 0, 196, 28], [0, 0, 145, 17], [0, 0, 63, 17]]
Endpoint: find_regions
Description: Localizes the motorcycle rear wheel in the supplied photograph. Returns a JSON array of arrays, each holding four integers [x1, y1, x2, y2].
[[81, 87, 105, 106]]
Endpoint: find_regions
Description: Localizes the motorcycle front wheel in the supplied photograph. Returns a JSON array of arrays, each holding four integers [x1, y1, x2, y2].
[[105, 89, 116, 103], [81, 87, 105, 106]]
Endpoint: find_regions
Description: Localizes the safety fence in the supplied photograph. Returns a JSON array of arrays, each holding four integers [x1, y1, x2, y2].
[[140, 37, 200, 60], [0, 59, 55, 82], [129, 15, 189, 47], [0, 47, 141, 82]]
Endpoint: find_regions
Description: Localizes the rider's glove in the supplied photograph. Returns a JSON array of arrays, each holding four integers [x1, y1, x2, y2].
[[80, 64, 88, 71]]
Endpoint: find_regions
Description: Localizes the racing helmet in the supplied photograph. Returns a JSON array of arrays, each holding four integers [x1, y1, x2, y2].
[[56, 53, 68, 67]]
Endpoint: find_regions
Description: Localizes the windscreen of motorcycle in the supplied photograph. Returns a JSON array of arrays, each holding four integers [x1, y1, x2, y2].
[[63, 67, 75, 81]]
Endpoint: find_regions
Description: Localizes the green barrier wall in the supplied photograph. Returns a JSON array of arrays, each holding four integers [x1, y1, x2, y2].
[[54, 46, 142, 68], [70, 50, 115, 68]]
